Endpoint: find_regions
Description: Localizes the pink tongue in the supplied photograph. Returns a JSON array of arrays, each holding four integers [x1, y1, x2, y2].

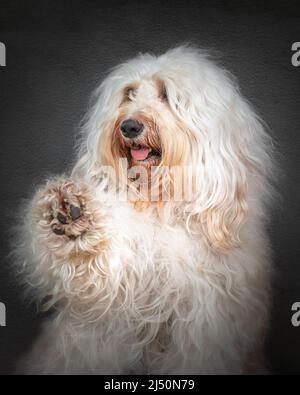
[[130, 148, 150, 161]]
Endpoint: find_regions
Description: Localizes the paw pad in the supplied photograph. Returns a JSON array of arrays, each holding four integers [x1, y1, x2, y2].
[[48, 183, 90, 239], [70, 205, 81, 221], [57, 212, 68, 225], [53, 227, 65, 236]]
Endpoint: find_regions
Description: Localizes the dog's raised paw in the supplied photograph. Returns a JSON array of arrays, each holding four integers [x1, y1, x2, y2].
[[43, 180, 91, 240]]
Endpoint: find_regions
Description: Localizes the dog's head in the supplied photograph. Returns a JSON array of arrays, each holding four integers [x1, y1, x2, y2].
[[111, 79, 178, 169], [100, 74, 195, 174], [74, 46, 273, 250]]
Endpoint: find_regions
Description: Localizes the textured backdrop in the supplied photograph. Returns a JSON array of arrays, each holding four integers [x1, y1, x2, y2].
[[0, 0, 300, 374]]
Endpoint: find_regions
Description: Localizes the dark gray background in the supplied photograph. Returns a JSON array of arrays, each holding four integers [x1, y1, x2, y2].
[[0, 0, 299, 375]]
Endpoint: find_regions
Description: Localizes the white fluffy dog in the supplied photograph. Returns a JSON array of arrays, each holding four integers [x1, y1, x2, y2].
[[15, 46, 274, 375]]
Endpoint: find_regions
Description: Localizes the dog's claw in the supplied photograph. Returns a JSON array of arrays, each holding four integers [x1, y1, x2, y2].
[[70, 205, 81, 221]]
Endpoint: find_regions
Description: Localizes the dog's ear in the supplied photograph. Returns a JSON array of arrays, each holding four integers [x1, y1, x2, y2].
[[194, 172, 248, 251], [160, 50, 273, 252], [160, 47, 273, 251], [182, 87, 269, 252], [189, 128, 249, 251]]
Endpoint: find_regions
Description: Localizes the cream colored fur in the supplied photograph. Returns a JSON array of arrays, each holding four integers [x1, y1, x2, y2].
[[14, 46, 274, 375]]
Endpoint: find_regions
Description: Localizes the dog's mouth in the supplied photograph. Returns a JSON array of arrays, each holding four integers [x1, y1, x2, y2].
[[129, 142, 161, 163], [121, 139, 162, 167]]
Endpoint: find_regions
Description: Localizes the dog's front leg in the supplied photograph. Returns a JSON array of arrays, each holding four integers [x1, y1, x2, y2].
[[18, 178, 118, 374]]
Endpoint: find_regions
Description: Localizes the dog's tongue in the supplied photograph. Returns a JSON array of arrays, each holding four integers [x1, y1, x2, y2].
[[130, 148, 151, 161]]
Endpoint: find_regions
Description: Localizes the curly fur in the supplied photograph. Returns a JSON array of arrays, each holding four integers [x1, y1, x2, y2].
[[13, 46, 275, 375]]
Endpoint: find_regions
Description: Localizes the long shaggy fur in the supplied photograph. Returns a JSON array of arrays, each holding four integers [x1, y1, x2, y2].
[[14, 46, 274, 375]]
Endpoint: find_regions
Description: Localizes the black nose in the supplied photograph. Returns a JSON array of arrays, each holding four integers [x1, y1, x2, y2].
[[120, 119, 144, 138]]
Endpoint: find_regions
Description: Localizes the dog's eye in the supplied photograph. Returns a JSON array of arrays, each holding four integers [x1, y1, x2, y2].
[[124, 87, 136, 102]]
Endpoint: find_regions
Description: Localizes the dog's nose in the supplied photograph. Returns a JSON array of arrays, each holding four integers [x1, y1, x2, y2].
[[120, 119, 144, 138]]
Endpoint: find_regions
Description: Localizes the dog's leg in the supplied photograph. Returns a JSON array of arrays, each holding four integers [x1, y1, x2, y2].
[[18, 178, 119, 374]]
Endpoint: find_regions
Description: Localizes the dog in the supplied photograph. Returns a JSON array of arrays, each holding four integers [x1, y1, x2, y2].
[[15, 46, 274, 374]]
